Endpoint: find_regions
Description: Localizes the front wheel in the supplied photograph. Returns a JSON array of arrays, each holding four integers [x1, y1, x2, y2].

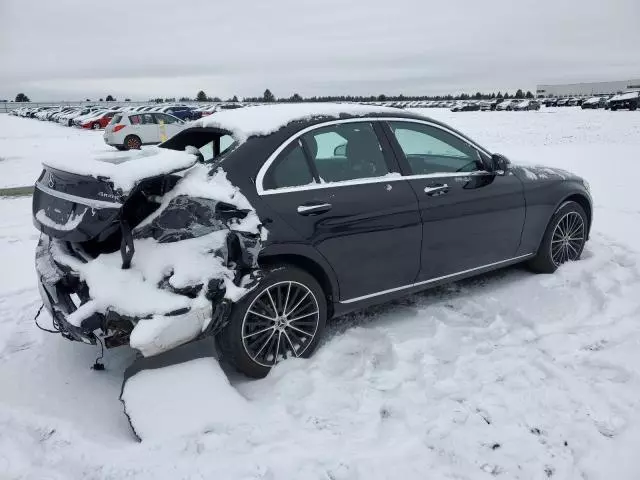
[[123, 135, 142, 150], [217, 265, 327, 378], [528, 201, 588, 273]]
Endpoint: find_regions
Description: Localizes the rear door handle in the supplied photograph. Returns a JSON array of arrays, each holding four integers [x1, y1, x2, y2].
[[424, 183, 449, 196], [297, 203, 332, 215]]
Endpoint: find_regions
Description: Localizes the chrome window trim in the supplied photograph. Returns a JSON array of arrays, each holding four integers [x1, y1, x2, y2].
[[35, 183, 121, 209], [340, 253, 535, 304], [256, 117, 492, 196]]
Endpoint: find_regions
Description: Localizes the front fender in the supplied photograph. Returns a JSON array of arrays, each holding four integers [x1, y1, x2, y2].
[[513, 166, 591, 255]]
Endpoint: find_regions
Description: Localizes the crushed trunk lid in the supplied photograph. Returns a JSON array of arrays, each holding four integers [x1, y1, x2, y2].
[[32, 146, 199, 243]]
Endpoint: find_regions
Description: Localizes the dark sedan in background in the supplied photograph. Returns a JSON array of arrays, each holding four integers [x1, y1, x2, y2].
[[32, 105, 592, 378]]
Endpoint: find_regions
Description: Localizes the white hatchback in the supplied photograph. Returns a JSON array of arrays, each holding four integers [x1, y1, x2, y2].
[[104, 111, 187, 150]]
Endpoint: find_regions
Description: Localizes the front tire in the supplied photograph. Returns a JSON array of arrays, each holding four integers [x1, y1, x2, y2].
[[528, 201, 588, 273], [217, 265, 327, 378]]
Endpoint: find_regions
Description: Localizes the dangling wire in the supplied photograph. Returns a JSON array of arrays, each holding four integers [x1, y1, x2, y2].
[[92, 336, 105, 371], [34, 303, 60, 334]]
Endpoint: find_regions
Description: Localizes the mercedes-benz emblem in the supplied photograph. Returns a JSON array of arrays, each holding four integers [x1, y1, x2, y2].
[[47, 172, 55, 188]]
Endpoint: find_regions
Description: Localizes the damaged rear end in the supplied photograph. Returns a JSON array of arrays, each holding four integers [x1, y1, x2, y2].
[[33, 145, 264, 357]]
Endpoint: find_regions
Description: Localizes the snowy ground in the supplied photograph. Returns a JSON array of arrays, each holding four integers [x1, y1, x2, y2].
[[1, 109, 640, 479]]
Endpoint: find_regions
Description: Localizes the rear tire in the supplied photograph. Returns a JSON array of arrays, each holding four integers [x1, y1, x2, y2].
[[123, 135, 142, 150], [528, 201, 588, 273], [217, 265, 327, 378]]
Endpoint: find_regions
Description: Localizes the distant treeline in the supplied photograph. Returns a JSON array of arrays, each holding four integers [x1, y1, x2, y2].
[[153, 88, 536, 104]]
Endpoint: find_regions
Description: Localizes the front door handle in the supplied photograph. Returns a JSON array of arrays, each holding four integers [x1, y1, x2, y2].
[[424, 183, 449, 196], [297, 203, 332, 215]]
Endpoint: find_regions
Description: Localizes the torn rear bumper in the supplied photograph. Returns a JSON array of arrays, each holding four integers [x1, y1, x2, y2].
[[35, 235, 233, 354]]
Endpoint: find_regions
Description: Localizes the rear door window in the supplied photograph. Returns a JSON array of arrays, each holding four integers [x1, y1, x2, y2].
[[129, 115, 141, 125], [140, 113, 156, 124], [301, 122, 389, 183], [264, 141, 314, 189], [153, 113, 177, 124]]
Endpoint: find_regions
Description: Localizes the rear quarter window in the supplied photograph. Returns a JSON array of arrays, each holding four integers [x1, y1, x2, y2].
[[110, 114, 122, 124]]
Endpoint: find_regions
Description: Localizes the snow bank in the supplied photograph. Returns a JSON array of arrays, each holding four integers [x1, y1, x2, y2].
[[121, 354, 252, 441], [43, 146, 198, 193], [192, 103, 401, 142]]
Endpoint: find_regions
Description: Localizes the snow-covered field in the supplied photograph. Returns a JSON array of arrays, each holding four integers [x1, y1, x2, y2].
[[1, 109, 640, 479]]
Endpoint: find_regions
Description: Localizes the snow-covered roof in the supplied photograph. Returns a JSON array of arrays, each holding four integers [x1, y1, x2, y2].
[[191, 103, 401, 142]]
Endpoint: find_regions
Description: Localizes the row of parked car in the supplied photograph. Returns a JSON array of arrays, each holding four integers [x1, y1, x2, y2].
[[541, 92, 640, 110], [447, 92, 640, 113], [9, 103, 251, 150]]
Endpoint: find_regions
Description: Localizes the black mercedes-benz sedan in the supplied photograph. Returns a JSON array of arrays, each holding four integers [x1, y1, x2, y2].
[[32, 104, 592, 378]]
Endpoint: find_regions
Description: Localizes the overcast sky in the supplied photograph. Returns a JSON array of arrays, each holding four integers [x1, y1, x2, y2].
[[1, 0, 639, 101]]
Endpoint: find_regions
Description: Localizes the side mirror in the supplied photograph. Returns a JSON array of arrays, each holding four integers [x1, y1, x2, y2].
[[491, 153, 510, 174], [334, 143, 347, 156]]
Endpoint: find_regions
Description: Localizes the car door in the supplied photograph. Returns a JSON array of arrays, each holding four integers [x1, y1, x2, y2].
[[383, 120, 526, 282], [260, 120, 422, 302], [138, 112, 160, 144]]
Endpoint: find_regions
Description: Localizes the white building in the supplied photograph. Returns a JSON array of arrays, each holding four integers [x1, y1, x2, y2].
[[536, 79, 640, 98]]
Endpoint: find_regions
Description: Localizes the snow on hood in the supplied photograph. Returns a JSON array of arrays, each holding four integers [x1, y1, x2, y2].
[[191, 103, 401, 142], [43, 146, 199, 193]]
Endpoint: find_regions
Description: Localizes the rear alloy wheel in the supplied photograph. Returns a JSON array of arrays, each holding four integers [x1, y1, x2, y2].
[[124, 135, 142, 150], [92, 122, 100, 130], [218, 266, 326, 378], [528, 201, 587, 273]]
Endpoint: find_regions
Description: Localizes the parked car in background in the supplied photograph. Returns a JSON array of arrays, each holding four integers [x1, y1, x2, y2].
[[154, 105, 197, 121], [513, 100, 540, 111], [581, 97, 606, 109], [543, 98, 558, 107], [556, 98, 569, 107], [496, 99, 518, 111], [608, 91, 640, 111], [80, 110, 120, 130], [451, 102, 480, 112], [104, 111, 186, 149]]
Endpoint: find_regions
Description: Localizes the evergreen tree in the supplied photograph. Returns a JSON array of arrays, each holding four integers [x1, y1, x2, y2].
[[15, 93, 30, 102], [196, 90, 208, 102], [290, 93, 302, 102], [525, 90, 534, 99], [263, 89, 275, 102], [515, 89, 524, 99], [496, 92, 503, 99], [106, 95, 115, 101], [231, 95, 239, 102]]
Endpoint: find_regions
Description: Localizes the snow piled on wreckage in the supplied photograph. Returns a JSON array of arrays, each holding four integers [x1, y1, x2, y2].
[[49, 147, 266, 357]]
